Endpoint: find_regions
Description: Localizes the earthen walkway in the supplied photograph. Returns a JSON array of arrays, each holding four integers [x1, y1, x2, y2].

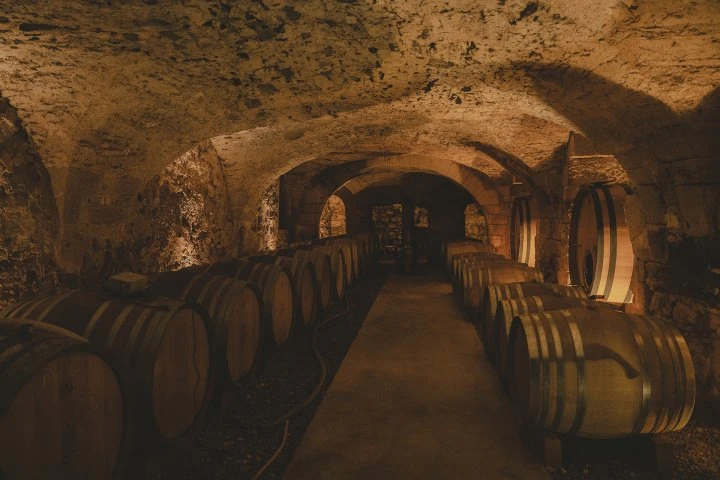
[[284, 270, 550, 480]]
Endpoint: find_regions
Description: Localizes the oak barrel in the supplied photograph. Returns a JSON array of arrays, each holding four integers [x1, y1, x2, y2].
[[569, 184, 634, 303], [463, 263, 543, 323], [0, 320, 130, 480], [3, 292, 211, 445], [482, 282, 588, 338], [493, 294, 604, 376], [444, 240, 495, 272], [319, 238, 357, 287], [306, 244, 347, 301], [206, 259, 294, 348], [252, 255, 318, 329], [148, 271, 263, 387], [279, 248, 333, 312], [507, 308, 695, 438]]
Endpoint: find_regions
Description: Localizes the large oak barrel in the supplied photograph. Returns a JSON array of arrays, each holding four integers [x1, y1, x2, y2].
[[352, 233, 374, 276], [0, 320, 131, 480], [510, 197, 537, 267], [206, 260, 294, 349], [147, 271, 262, 388], [507, 308, 695, 438], [279, 248, 333, 312], [569, 184, 634, 303], [493, 295, 605, 376], [482, 282, 588, 343], [306, 245, 347, 301], [3, 292, 212, 446], [252, 255, 318, 329], [463, 264, 543, 323]]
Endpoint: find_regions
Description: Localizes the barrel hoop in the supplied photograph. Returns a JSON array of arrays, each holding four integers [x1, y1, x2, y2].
[[138, 312, 170, 393], [203, 276, 230, 318], [82, 301, 113, 339], [525, 313, 545, 423], [123, 308, 155, 372], [536, 311, 559, 429], [545, 311, 566, 431], [640, 315, 669, 433], [625, 314, 652, 434], [522, 314, 542, 423], [33, 290, 76, 322], [532, 296, 543, 313], [562, 309, 586, 435], [599, 186, 618, 301], [588, 187, 604, 296], [514, 283, 523, 298], [533, 311, 551, 426], [655, 319, 686, 432], [181, 273, 206, 300]]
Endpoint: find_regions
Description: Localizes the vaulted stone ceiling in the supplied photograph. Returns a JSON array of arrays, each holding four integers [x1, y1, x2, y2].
[[0, 0, 718, 266]]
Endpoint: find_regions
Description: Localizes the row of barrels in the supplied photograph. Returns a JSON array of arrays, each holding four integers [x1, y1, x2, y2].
[[443, 240, 695, 439], [0, 233, 377, 480]]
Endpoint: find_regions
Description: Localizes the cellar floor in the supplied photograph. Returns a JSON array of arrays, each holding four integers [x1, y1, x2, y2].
[[284, 270, 549, 480]]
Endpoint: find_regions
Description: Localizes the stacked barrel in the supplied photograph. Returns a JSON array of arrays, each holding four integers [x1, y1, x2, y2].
[[444, 239, 696, 440], [0, 232, 377, 477]]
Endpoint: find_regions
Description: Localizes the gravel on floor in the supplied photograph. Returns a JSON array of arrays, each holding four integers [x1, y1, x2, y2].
[[153, 265, 390, 480]]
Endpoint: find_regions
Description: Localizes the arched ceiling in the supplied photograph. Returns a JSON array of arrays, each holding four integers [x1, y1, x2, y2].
[[0, 0, 717, 264]]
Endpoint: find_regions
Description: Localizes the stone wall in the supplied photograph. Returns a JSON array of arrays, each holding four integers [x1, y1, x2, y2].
[[371, 204, 403, 248], [0, 97, 59, 310], [253, 180, 281, 253], [80, 142, 235, 277], [464, 203, 488, 243]]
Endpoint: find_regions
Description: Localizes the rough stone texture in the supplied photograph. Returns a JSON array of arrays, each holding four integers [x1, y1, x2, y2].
[[319, 194, 346, 239], [118, 142, 235, 274], [464, 203, 488, 242], [0, 0, 719, 407], [0, 97, 59, 310], [253, 180, 280, 253], [371, 203, 403, 248]]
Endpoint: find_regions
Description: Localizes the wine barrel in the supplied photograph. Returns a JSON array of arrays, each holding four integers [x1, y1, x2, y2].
[[206, 259, 294, 349], [3, 292, 212, 446], [0, 320, 131, 480], [569, 184, 634, 303], [510, 197, 537, 267], [147, 271, 262, 387], [321, 238, 357, 287], [307, 244, 347, 301], [463, 264, 543, 324], [252, 255, 318, 329], [456, 255, 514, 303], [507, 308, 695, 438], [280, 248, 333, 313], [482, 282, 588, 341], [452, 252, 507, 293], [444, 240, 495, 272], [493, 295, 605, 376]]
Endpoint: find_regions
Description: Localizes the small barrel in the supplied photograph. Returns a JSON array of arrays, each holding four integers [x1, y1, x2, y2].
[[493, 295, 603, 376], [319, 238, 357, 287], [444, 240, 495, 272], [252, 255, 318, 329], [482, 282, 588, 338], [147, 270, 263, 388], [3, 292, 212, 447], [206, 259, 294, 349], [457, 255, 515, 305], [279, 248, 333, 313], [507, 308, 695, 438], [0, 320, 131, 480], [464, 264, 543, 323], [305, 244, 347, 301], [452, 252, 507, 293]]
